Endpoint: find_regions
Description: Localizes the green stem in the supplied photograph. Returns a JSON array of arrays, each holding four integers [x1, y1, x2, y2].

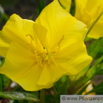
[[40, 89, 45, 103], [53, 85, 58, 95], [86, 11, 103, 38]]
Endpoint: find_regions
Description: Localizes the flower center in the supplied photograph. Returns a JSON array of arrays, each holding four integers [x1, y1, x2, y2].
[[34, 50, 50, 67], [26, 34, 58, 68]]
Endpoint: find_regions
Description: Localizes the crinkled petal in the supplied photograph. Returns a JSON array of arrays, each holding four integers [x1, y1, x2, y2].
[[54, 39, 92, 75], [36, 0, 87, 52], [37, 61, 69, 86], [0, 14, 42, 50], [0, 42, 53, 91], [14, 64, 52, 91], [0, 42, 35, 82], [37, 64, 51, 86]]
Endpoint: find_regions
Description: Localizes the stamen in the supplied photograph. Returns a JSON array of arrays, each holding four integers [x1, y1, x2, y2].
[[58, 35, 64, 46], [26, 34, 35, 53], [26, 34, 34, 40], [50, 35, 64, 56]]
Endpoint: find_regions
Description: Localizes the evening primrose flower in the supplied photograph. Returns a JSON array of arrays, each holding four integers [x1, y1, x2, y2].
[[0, 0, 92, 91], [75, 0, 103, 39]]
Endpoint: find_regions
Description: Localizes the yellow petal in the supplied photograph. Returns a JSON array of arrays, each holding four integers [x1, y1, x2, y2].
[[37, 64, 51, 86], [48, 62, 69, 84], [88, 16, 103, 39], [0, 42, 53, 91], [54, 39, 92, 75], [33, 23, 47, 46], [0, 14, 42, 49], [36, 0, 87, 52], [75, 0, 103, 39], [0, 37, 9, 57], [14, 63, 53, 91], [37, 61, 68, 86], [0, 42, 35, 81]]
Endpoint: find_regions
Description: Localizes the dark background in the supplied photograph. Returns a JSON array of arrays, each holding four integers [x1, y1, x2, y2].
[[0, 0, 52, 29]]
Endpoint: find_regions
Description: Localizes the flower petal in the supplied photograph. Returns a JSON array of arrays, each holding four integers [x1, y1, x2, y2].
[[88, 16, 103, 39], [37, 61, 68, 86], [37, 64, 51, 86], [0, 14, 42, 49], [75, 0, 103, 39], [0, 42, 35, 81], [0, 37, 9, 57], [54, 39, 92, 75], [0, 42, 53, 91], [33, 23, 47, 46], [36, 0, 87, 52], [15, 64, 53, 91]]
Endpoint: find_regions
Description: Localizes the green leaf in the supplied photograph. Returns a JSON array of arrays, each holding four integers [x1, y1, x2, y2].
[[59, 76, 69, 94], [99, 47, 103, 54], [0, 74, 2, 91], [70, 0, 75, 16], [53, 76, 69, 103], [75, 64, 90, 81], [87, 38, 103, 59], [2, 13, 9, 22], [84, 56, 103, 84], [0, 92, 39, 102], [72, 56, 103, 94], [96, 62, 103, 75], [37, 0, 46, 16], [86, 81, 103, 94], [2, 75, 10, 87]]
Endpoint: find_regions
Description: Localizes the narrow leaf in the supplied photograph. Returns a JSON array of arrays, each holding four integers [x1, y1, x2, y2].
[[87, 38, 103, 59], [84, 56, 103, 84], [0, 92, 39, 102], [0, 74, 2, 91]]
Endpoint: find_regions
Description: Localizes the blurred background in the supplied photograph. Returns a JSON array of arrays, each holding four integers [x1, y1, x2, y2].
[[0, 0, 52, 30]]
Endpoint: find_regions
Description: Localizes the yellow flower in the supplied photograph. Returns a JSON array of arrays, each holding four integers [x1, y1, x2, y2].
[[0, 0, 92, 91], [75, 0, 103, 39], [59, 0, 71, 12]]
